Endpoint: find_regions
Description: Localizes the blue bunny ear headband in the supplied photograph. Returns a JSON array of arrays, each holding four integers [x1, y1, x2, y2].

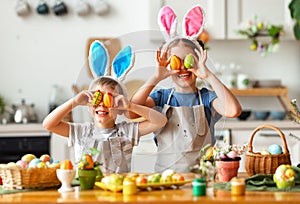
[[88, 40, 135, 94]]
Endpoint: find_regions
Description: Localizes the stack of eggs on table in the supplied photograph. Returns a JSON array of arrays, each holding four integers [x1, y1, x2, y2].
[[6, 153, 60, 169]]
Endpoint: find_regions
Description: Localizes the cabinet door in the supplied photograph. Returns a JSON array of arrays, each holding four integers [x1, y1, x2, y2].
[[149, 0, 226, 39], [50, 134, 75, 163], [227, 0, 294, 39]]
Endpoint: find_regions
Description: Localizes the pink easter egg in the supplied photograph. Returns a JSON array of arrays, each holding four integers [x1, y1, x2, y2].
[[227, 151, 238, 159], [16, 160, 28, 168]]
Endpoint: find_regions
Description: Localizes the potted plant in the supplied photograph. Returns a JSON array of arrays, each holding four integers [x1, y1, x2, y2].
[[77, 148, 102, 190], [288, 0, 300, 40], [191, 143, 248, 183], [237, 15, 284, 56]]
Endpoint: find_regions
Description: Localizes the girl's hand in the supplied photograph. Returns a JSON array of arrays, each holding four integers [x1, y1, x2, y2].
[[189, 47, 211, 79], [155, 43, 179, 80], [73, 90, 93, 106]]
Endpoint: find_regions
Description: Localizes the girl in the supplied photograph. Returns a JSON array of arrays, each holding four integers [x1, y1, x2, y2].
[[130, 5, 242, 172]]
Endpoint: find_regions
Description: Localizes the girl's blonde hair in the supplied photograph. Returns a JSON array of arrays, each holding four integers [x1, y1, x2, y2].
[[167, 38, 204, 58]]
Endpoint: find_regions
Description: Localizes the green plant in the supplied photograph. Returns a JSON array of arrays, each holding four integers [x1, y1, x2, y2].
[[288, 0, 300, 40], [77, 147, 101, 170], [0, 95, 5, 114], [237, 15, 284, 56]]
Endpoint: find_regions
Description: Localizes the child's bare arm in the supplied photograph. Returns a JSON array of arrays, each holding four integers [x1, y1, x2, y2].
[[42, 91, 93, 137], [190, 48, 242, 118], [129, 47, 177, 119], [113, 94, 167, 136], [127, 103, 167, 137]]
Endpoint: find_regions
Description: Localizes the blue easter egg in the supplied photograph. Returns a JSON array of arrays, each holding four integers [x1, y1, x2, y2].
[[28, 158, 41, 168], [268, 144, 283, 155]]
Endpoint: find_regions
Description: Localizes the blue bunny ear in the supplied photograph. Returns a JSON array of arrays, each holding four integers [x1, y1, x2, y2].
[[88, 40, 110, 78], [111, 46, 135, 81]]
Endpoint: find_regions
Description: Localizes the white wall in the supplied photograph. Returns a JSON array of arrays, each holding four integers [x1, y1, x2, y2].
[[0, 0, 300, 123]]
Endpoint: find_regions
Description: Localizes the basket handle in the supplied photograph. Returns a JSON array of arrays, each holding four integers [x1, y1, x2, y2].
[[248, 124, 289, 154]]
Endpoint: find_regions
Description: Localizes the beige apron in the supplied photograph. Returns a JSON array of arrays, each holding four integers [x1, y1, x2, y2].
[[91, 128, 133, 173], [155, 89, 212, 172]]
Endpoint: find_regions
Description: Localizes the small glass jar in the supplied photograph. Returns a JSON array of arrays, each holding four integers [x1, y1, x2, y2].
[[123, 178, 137, 196], [231, 177, 245, 196], [192, 178, 206, 196]]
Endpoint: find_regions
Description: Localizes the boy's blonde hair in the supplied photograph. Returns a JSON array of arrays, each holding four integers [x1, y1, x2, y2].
[[89, 76, 127, 97]]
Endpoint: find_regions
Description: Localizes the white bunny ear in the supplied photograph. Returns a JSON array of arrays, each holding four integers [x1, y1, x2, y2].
[[111, 46, 135, 82], [182, 5, 205, 39], [88, 40, 110, 78], [158, 5, 177, 39]]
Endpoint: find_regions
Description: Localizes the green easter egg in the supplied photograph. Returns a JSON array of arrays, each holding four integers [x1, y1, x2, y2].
[[184, 54, 194, 69]]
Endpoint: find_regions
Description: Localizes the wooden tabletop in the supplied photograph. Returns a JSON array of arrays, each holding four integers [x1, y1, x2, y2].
[[1, 185, 300, 204], [1, 173, 300, 204]]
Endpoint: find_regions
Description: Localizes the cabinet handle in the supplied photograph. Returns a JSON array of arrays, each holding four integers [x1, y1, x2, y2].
[[258, 133, 280, 137]]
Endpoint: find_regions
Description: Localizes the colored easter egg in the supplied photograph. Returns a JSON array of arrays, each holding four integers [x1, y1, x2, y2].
[[273, 164, 295, 189], [21, 154, 36, 163], [6, 162, 17, 167], [16, 160, 28, 168], [170, 55, 182, 70], [268, 144, 283, 155], [183, 54, 194, 69], [36, 162, 47, 168], [28, 158, 42, 168], [40, 154, 51, 163], [227, 151, 238, 159], [103, 92, 113, 108]]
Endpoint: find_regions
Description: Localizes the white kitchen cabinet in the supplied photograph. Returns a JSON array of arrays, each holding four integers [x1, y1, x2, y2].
[[151, 0, 294, 40], [227, 0, 294, 39], [159, 0, 226, 39], [231, 127, 300, 172]]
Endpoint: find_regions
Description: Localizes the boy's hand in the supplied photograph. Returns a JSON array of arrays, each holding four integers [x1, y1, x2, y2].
[[73, 91, 93, 106]]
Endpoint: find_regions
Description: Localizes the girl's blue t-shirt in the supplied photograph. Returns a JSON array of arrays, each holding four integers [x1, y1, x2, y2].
[[150, 88, 219, 126], [149, 88, 221, 144]]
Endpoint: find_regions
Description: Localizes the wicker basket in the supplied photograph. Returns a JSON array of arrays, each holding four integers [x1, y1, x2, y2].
[[245, 124, 291, 176], [0, 164, 60, 190]]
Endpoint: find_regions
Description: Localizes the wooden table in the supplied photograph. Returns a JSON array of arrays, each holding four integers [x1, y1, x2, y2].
[[1, 185, 300, 204]]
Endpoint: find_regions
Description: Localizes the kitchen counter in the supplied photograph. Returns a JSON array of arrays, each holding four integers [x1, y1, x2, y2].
[[0, 123, 49, 137], [1, 185, 300, 204]]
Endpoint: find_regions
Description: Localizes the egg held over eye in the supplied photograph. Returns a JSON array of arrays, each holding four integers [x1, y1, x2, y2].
[[183, 54, 195, 69], [103, 92, 113, 108], [91, 90, 103, 107], [170, 55, 182, 70]]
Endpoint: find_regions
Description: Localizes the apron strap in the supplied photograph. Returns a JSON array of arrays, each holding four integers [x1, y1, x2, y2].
[[197, 89, 203, 105], [166, 88, 175, 105]]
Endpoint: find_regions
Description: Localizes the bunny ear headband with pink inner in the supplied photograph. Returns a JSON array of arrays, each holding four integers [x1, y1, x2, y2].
[[158, 4, 205, 44]]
